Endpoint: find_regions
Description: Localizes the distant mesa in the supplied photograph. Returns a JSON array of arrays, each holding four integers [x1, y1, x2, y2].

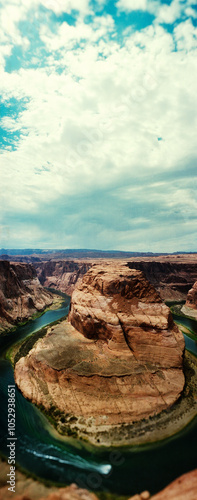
[[15, 263, 185, 445], [35, 260, 91, 296]]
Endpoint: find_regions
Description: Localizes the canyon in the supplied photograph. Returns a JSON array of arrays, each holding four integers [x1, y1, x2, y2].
[[35, 260, 91, 296], [14, 263, 185, 446], [186, 280, 197, 310], [34, 254, 197, 301], [0, 261, 53, 331]]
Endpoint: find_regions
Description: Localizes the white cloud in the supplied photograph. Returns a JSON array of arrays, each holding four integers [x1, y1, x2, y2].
[[0, 3, 30, 57], [1, 0, 91, 16], [0, 1, 197, 250], [41, 0, 90, 15], [40, 15, 115, 51], [0, 0, 91, 70], [117, 0, 149, 11], [116, 0, 196, 25], [174, 19, 197, 51], [1, 21, 196, 206], [156, 0, 183, 24]]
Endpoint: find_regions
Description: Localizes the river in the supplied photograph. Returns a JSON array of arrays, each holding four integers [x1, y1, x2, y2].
[[0, 295, 197, 497]]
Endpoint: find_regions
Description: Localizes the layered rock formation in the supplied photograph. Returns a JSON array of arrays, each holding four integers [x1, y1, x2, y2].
[[34, 257, 197, 302], [180, 280, 197, 319], [35, 260, 91, 296], [127, 260, 197, 301], [14, 264, 185, 445], [0, 261, 53, 331], [186, 281, 197, 310]]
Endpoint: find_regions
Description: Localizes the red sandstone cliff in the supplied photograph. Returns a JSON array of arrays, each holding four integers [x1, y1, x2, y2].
[[34, 258, 197, 301], [35, 260, 91, 295], [0, 261, 53, 331], [127, 260, 197, 301], [14, 264, 185, 445]]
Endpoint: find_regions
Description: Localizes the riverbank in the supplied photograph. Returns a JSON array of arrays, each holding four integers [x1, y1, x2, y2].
[[32, 350, 197, 448], [170, 303, 197, 325], [10, 314, 197, 448], [6, 294, 69, 365], [0, 290, 65, 339]]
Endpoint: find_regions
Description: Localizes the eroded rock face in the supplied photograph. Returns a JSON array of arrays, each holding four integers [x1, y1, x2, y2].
[[0, 261, 53, 331], [34, 257, 197, 301], [14, 264, 185, 445], [35, 260, 91, 296], [186, 281, 197, 310], [127, 260, 197, 301]]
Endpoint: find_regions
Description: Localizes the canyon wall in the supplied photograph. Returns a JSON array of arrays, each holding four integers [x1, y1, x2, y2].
[[34, 258, 197, 301], [127, 260, 197, 301], [186, 281, 197, 310], [35, 260, 91, 296], [0, 261, 53, 331]]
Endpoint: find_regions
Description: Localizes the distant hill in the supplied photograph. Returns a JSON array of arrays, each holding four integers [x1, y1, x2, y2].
[[0, 248, 196, 261]]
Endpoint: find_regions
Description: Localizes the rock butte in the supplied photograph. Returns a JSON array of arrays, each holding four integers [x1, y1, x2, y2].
[[0, 261, 52, 331], [14, 264, 185, 444]]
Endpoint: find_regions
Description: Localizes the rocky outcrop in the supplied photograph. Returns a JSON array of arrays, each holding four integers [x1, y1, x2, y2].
[[0, 261, 53, 331], [186, 281, 197, 310], [35, 260, 91, 296], [14, 264, 185, 445], [180, 280, 197, 319]]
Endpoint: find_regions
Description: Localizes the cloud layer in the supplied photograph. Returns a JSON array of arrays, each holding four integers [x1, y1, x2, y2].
[[0, 0, 197, 251]]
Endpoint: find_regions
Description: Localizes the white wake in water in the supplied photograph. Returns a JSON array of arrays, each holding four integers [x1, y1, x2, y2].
[[25, 447, 111, 475]]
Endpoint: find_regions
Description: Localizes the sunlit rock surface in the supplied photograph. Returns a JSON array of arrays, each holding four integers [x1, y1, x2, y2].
[[15, 264, 185, 445], [186, 280, 197, 310]]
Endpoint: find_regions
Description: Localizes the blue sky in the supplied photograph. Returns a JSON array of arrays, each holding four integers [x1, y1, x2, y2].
[[0, 0, 196, 251]]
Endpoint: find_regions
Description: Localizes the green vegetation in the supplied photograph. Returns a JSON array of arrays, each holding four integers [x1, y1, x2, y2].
[[170, 303, 197, 322], [97, 493, 128, 500], [175, 324, 197, 342], [7, 314, 68, 367]]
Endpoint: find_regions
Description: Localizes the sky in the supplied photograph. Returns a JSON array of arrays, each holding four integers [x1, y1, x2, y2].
[[0, 0, 196, 252]]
